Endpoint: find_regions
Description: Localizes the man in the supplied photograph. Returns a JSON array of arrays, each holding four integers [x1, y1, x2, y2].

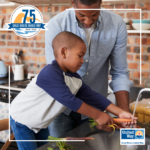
[[45, 0, 133, 137]]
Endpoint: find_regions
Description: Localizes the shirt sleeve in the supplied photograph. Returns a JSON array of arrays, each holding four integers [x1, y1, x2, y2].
[[109, 17, 134, 93], [36, 66, 83, 112], [76, 79, 111, 111], [45, 18, 61, 64]]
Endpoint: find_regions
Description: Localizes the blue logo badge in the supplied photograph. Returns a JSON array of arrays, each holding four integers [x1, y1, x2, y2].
[[7, 5, 46, 38], [120, 129, 145, 145]]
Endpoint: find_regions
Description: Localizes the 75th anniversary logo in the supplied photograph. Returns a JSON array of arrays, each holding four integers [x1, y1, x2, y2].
[[7, 5, 46, 38]]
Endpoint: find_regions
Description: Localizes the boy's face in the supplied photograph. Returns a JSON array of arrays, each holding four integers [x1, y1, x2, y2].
[[64, 41, 86, 73]]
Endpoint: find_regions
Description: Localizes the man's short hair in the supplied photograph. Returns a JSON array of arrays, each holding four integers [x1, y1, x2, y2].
[[73, 0, 101, 6], [52, 31, 84, 58]]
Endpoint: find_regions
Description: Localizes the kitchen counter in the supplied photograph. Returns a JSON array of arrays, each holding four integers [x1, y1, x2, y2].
[[36, 120, 150, 150]]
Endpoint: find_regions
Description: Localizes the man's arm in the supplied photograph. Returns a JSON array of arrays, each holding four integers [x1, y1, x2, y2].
[[115, 91, 129, 112], [45, 19, 61, 64], [109, 17, 133, 112]]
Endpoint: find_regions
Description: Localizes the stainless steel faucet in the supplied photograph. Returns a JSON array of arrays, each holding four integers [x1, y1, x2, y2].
[[130, 88, 150, 128], [138, 88, 150, 98]]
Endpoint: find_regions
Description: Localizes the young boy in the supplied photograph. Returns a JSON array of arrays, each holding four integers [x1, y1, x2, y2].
[[10, 31, 137, 149]]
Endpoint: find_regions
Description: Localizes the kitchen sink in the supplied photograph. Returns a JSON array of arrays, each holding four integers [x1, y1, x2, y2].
[[85, 130, 150, 150], [129, 87, 150, 103]]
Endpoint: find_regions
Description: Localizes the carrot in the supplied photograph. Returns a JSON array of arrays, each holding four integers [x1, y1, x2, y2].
[[113, 118, 132, 123], [108, 124, 119, 137]]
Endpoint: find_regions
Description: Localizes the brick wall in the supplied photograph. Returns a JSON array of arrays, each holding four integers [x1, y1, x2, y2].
[[0, 3, 150, 87]]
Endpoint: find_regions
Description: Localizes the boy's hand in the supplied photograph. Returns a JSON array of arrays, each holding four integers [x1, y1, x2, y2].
[[118, 111, 138, 128], [96, 124, 113, 132], [95, 112, 114, 132]]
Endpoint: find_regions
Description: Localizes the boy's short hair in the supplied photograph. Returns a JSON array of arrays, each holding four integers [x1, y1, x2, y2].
[[52, 31, 84, 58]]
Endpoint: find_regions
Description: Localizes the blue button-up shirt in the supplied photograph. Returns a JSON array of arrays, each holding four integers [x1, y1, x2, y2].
[[45, 8, 133, 119]]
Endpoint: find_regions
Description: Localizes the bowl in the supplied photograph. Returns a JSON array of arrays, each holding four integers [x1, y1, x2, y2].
[[123, 18, 130, 24], [132, 23, 150, 30], [132, 20, 150, 24]]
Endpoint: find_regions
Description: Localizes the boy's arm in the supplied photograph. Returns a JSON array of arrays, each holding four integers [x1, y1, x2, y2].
[[76, 82, 137, 122], [76, 81, 135, 118], [76, 81, 112, 112], [76, 79, 137, 127], [76, 84, 137, 127], [77, 102, 114, 126], [105, 103, 123, 116]]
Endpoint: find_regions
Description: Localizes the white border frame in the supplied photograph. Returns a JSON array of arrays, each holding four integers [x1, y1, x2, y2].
[[9, 8, 142, 142]]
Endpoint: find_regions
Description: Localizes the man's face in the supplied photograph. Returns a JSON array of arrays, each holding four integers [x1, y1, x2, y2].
[[72, 0, 101, 28], [64, 41, 86, 73]]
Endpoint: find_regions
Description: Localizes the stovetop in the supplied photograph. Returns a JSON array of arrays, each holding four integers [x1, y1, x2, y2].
[[2, 80, 31, 89], [0, 74, 30, 91], [0, 74, 17, 85], [0, 74, 31, 103]]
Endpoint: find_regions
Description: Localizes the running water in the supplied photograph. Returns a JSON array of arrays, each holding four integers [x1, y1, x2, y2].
[[132, 88, 150, 122]]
